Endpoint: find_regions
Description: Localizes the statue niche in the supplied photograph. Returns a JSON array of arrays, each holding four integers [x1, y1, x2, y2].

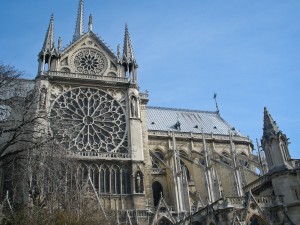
[[39, 87, 47, 110], [135, 171, 144, 193], [130, 96, 138, 118]]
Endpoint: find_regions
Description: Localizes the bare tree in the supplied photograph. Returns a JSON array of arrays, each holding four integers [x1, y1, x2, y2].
[[0, 62, 46, 161], [0, 63, 117, 224]]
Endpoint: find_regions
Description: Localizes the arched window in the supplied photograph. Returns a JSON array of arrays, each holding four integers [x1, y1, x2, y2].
[[179, 150, 188, 158], [180, 160, 190, 180], [99, 165, 109, 193], [121, 166, 131, 194], [158, 217, 173, 225], [221, 152, 231, 166], [111, 165, 120, 194], [239, 153, 249, 168], [152, 150, 164, 170], [249, 215, 265, 225], [152, 181, 163, 207], [89, 164, 99, 190], [77, 164, 88, 187], [155, 151, 164, 160]]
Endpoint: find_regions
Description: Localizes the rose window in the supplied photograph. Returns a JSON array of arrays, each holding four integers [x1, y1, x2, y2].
[[73, 48, 107, 74], [50, 88, 127, 153]]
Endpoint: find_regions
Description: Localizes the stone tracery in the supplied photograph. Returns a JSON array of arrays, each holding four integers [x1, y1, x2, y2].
[[73, 48, 107, 74], [50, 87, 128, 153]]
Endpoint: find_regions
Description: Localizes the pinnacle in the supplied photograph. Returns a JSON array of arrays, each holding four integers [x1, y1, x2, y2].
[[42, 13, 55, 52], [122, 23, 135, 63], [73, 0, 85, 42], [263, 107, 280, 136]]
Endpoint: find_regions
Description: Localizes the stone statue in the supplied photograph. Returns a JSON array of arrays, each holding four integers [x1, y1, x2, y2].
[[39, 88, 47, 110], [58, 37, 62, 50], [130, 96, 137, 118], [135, 171, 143, 193]]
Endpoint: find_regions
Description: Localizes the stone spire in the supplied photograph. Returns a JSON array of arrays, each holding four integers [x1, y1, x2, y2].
[[42, 14, 55, 52], [88, 14, 93, 32], [263, 107, 280, 137], [122, 24, 135, 64], [121, 24, 138, 81], [73, 0, 85, 41], [262, 107, 292, 171]]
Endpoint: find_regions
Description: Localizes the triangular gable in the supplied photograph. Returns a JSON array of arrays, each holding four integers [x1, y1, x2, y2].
[[231, 215, 243, 225], [60, 31, 117, 60], [125, 210, 133, 225], [242, 191, 270, 224], [151, 195, 176, 225]]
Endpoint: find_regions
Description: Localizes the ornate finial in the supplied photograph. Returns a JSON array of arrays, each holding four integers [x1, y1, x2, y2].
[[88, 14, 93, 31], [58, 37, 62, 51], [122, 23, 135, 63], [73, 0, 84, 41], [117, 44, 121, 59], [42, 13, 55, 52], [263, 107, 280, 136], [213, 92, 220, 115]]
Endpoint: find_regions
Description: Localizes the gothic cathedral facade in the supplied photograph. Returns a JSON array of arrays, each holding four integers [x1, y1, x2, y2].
[[2, 1, 300, 224]]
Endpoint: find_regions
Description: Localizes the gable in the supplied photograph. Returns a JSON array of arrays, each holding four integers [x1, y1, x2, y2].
[[58, 32, 118, 77]]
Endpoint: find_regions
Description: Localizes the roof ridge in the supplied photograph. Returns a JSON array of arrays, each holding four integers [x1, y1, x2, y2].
[[147, 106, 218, 114]]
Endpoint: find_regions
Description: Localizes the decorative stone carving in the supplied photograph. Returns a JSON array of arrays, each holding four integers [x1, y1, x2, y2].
[[135, 171, 144, 193], [39, 87, 47, 110], [50, 87, 128, 153], [73, 48, 108, 75], [130, 96, 138, 118]]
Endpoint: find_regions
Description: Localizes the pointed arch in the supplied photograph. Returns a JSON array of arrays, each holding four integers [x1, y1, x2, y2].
[[99, 164, 109, 193], [111, 165, 121, 194], [121, 165, 131, 194], [152, 181, 163, 207], [157, 216, 174, 225], [248, 215, 267, 225], [180, 160, 191, 180]]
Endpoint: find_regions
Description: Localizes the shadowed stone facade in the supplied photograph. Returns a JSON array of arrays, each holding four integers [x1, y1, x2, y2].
[[0, 1, 299, 224]]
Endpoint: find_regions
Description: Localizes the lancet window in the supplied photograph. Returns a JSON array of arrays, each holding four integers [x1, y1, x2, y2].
[[70, 163, 131, 195], [151, 150, 165, 173]]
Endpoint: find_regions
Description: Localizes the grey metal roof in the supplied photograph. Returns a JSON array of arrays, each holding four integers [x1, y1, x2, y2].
[[146, 106, 244, 136]]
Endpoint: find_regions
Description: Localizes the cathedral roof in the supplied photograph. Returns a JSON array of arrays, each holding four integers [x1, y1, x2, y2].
[[146, 106, 244, 136]]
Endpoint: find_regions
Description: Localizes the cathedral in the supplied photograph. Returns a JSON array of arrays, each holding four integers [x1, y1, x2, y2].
[[0, 1, 299, 224]]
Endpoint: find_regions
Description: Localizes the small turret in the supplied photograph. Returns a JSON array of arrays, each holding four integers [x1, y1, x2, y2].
[[42, 14, 55, 52], [38, 14, 59, 75], [261, 107, 292, 171], [121, 24, 138, 82], [73, 0, 85, 42], [88, 14, 93, 32]]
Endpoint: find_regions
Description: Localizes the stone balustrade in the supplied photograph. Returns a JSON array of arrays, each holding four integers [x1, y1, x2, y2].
[[151, 168, 166, 174], [148, 131, 251, 143], [243, 175, 270, 192], [139, 92, 149, 99], [66, 150, 131, 160], [291, 159, 300, 169], [46, 71, 129, 83]]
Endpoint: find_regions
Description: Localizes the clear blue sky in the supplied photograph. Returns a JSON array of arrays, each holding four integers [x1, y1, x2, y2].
[[0, 1, 299, 158]]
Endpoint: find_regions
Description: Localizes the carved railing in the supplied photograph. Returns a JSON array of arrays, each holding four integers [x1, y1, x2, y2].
[[254, 195, 284, 206], [148, 131, 251, 143], [139, 92, 149, 99], [225, 197, 246, 206], [243, 175, 270, 192], [291, 159, 300, 169], [151, 168, 166, 174], [66, 150, 131, 159], [46, 71, 129, 83]]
